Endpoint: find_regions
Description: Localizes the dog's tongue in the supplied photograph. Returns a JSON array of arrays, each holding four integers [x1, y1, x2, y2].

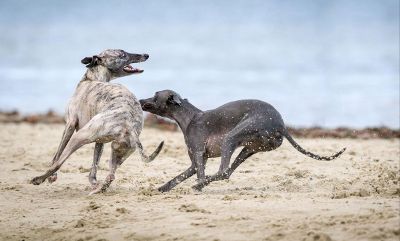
[[123, 65, 143, 73]]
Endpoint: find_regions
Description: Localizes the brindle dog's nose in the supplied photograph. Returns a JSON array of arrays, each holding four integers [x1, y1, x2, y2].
[[143, 54, 149, 60]]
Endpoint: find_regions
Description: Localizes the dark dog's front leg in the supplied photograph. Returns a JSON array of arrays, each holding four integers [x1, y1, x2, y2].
[[158, 165, 196, 192], [192, 173, 226, 191], [193, 152, 206, 182]]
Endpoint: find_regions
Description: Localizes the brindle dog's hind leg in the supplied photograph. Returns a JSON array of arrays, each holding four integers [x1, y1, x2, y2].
[[89, 143, 104, 187], [89, 140, 134, 195], [31, 127, 94, 185], [47, 121, 76, 183]]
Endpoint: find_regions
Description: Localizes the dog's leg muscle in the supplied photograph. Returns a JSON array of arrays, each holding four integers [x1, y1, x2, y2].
[[218, 119, 254, 173]]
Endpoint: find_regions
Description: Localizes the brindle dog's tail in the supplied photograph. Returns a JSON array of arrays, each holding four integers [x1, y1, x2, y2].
[[281, 130, 346, 161], [136, 140, 164, 163]]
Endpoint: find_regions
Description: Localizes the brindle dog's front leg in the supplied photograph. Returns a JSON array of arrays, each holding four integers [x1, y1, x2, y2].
[[88, 141, 133, 195]]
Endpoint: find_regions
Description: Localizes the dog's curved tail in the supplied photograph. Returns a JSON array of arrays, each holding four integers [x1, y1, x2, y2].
[[136, 140, 164, 163], [281, 130, 346, 161]]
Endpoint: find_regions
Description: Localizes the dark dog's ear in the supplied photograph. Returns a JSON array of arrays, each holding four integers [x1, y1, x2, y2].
[[81, 55, 101, 68], [167, 94, 182, 106]]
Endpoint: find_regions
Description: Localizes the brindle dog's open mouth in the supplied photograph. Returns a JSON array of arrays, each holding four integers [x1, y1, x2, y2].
[[123, 65, 144, 74]]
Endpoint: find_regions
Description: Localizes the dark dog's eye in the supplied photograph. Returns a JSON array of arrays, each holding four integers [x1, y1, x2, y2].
[[143, 103, 153, 109]]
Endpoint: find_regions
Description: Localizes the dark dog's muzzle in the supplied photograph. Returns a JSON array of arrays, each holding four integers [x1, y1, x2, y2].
[[139, 99, 154, 111]]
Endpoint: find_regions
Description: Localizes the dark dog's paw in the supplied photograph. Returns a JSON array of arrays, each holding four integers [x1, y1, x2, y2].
[[191, 183, 204, 192], [47, 174, 57, 183], [157, 185, 170, 193], [30, 176, 44, 185], [195, 178, 208, 184], [220, 171, 230, 180]]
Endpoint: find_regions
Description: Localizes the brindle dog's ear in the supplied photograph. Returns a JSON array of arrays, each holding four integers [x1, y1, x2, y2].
[[167, 94, 182, 106], [81, 55, 101, 68], [81, 57, 92, 65]]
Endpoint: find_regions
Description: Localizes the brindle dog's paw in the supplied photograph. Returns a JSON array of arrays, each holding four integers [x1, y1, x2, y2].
[[88, 183, 103, 195], [30, 176, 45, 185]]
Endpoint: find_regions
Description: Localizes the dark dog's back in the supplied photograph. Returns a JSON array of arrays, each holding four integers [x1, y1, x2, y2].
[[202, 99, 285, 134]]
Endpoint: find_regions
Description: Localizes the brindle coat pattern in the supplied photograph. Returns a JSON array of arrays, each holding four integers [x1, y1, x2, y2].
[[30, 49, 163, 195], [140, 90, 346, 192]]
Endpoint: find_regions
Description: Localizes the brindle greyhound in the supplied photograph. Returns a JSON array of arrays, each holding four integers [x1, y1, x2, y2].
[[140, 90, 346, 192], [30, 49, 164, 195]]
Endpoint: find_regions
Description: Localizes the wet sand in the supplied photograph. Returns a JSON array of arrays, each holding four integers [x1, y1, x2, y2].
[[0, 123, 399, 241]]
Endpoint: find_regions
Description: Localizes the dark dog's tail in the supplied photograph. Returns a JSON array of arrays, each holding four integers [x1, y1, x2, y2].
[[282, 130, 346, 161], [136, 140, 164, 163]]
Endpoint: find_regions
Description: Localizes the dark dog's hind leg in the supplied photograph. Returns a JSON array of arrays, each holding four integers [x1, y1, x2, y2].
[[192, 147, 255, 191], [218, 119, 256, 173], [227, 147, 255, 177]]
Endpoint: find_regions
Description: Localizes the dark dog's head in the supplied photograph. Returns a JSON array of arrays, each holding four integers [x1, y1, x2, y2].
[[81, 49, 149, 79], [140, 90, 183, 118]]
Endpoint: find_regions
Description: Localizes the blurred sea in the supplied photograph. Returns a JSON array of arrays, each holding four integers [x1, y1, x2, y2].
[[0, 0, 398, 128]]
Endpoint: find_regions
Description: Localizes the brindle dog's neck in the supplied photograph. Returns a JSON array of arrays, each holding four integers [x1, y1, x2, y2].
[[171, 100, 202, 133], [81, 66, 112, 82]]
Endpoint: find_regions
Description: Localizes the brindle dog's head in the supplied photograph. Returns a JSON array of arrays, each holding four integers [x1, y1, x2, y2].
[[81, 49, 149, 80], [140, 90, 183, 118]]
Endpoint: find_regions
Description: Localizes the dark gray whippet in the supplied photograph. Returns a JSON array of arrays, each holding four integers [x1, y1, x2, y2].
[[140, 90, 346, 192]]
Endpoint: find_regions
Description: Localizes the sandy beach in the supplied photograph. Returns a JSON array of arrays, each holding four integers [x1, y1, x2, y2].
[[0, 123, 399, 241]]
